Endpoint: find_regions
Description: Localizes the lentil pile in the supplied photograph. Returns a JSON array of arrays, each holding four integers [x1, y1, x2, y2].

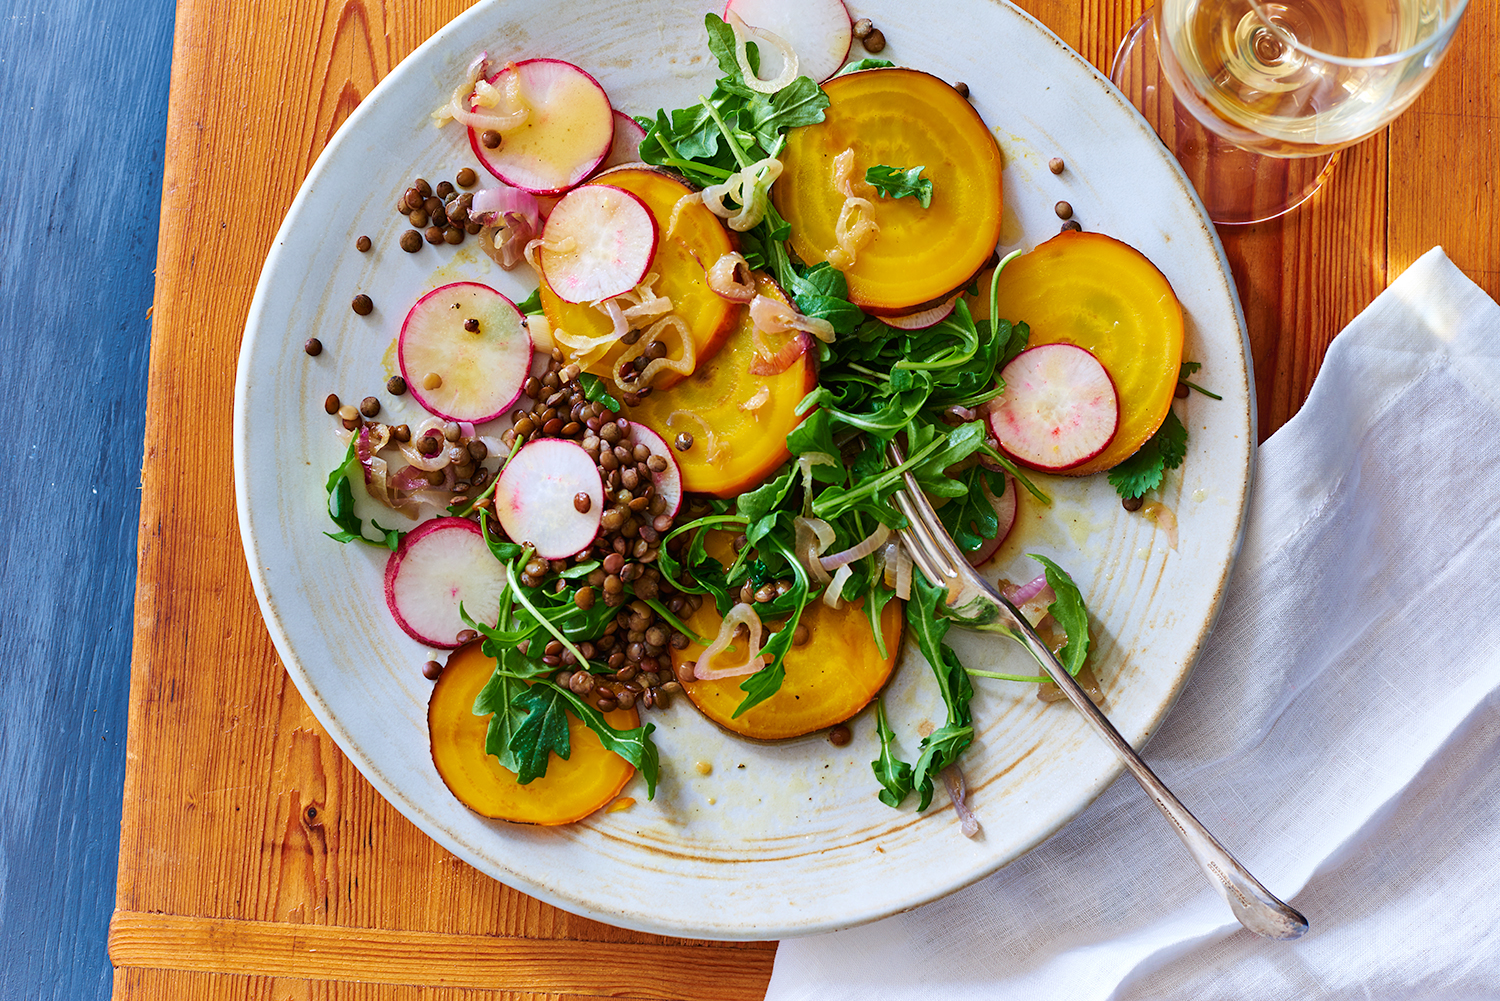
[[394, 172, 482, 253]]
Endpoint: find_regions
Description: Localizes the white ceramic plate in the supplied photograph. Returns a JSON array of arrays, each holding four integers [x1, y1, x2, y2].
[[235, 0, 1252, 939]]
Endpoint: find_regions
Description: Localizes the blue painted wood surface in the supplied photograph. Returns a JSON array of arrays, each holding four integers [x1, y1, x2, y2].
[[0, 0, 174, 997]]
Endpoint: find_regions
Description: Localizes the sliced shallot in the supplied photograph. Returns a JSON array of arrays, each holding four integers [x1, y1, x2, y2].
[[692, 603, 767, 680], [794, 515, 836, 586], [943, 765, 982, 838], [725, 11, 798, 94], [820, 522, 891, 571], [707, 252, 757, 302], [1142, 501, 1179, 550], [824, 564, 854, 609]]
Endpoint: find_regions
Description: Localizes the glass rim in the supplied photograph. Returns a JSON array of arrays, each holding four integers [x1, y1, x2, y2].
[[1246, 0, 1470, 68]]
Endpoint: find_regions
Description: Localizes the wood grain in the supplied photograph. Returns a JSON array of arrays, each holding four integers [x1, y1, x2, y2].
[[109, 913, 774, 998], [113, 0, 1500, 999]]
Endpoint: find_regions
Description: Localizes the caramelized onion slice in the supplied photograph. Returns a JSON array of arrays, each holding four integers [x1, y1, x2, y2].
[[692, 603, 767, 680]]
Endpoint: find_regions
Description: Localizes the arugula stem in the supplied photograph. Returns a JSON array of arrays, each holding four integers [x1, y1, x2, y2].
[[812, 433, 949, 517], [978, 444, 1051, 505], [966, 669, 1049, 683], [698, 94, 753, 169], [505, 559, 593, 671], [451, 434, 524, 518], [662, 158, 734, 179], [1181, 380, 1223, 400], [630, 592, 711, 646]]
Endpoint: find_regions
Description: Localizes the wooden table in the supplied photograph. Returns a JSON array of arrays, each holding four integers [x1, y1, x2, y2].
[[109, 1, 1499, 998]]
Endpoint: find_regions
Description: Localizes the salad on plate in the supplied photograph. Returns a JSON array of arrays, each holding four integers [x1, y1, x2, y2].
[[317, 2, 1203, 831]]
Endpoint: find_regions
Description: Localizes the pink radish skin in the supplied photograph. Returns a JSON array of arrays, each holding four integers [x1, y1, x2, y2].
[[884, 295, 958, 330], [600, 110, 647, 170], [493, 439, 605, 559], [540, 184, 658, 304], [988, 343, 1119, 472], [625, 423, 683, 518], [399, 282, 531, 423], [963, 474, 1017, 567], [385, 518, 509, 648], [467, 59, 614, 195], [725, 0, 853, 83]]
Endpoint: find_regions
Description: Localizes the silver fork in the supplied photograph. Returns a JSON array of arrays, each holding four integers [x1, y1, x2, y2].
[[886, 442, 1308, 940]]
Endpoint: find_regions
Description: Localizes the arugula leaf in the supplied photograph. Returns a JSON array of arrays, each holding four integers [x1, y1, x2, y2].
[[1107, 408, 1188, 500], [323, 438, 403, 549], [871, 700, 914, 807], [743, 76, 831, 152], [836, 57, 896, 75], [790, 262, 866, 334], [998, 318, 1030, 368], [906, 574, 975, 809], [704, 12, 743, 78], [473, 671, 530, 773], [865, 164, 933, 208], [939, 464, 1009, 552], [550, 683, 660, 799], [911, 719, 974, 810], [507, 684, 573, 784], [732, 536, 812, 717], [515, 286, 543, 315], [1028, 554, 1091, 677], [578, 372, 621, 412]]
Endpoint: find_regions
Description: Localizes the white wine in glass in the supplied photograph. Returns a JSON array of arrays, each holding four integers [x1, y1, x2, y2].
[[1111, 0, 1469, 223]]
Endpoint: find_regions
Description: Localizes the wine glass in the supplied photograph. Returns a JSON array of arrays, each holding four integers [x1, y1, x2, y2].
[[1111, 0, 1470, 225]]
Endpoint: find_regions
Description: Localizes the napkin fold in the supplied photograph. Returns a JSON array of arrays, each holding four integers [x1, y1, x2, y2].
[[767, 248, 1500, 1000]]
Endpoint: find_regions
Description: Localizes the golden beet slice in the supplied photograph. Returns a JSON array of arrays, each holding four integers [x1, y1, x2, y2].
[[541, 166, 738, 390], [429, 643, 637, 825], [990, 231, 1184, 475], [674, 547, 904, 740], [624, 275, 816, 497], [774, 68, 1003, 315]]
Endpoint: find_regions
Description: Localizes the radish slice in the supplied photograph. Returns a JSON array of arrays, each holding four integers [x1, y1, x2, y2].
[[399, 283, 531, 423], [724, 0, 853, 84], [884, 295, 958, 330], [963, 474, 1017, 567], [467, 59, 614, 195], [539, 184, 658, 304], [988, 343, 1120, 472], [600, 110, 646, 170], [625, 423, 683, 517], [384, 518, 508, 648], [493, 439, 605, 559]]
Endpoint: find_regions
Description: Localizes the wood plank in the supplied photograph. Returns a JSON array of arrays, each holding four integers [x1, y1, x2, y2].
[[110, 913, 774, 999], [1388, 2, 1500, 297]]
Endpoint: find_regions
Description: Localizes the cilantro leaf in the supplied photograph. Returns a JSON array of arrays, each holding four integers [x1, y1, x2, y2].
[[1178, 360, 1223, 400], [507, 684, 573, 784], [1028, 554, 1090, 677], [871, 700, 914, 808], [1107, 408, 1188, 500], [865, 165, 933, 208]]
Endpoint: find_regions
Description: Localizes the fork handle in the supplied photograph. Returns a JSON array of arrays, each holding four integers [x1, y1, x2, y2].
[[998, 617, 1308, 939]]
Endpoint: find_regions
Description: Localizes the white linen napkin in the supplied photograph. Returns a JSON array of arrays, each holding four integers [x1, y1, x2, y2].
[[766, 247, 1500, 1000]]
